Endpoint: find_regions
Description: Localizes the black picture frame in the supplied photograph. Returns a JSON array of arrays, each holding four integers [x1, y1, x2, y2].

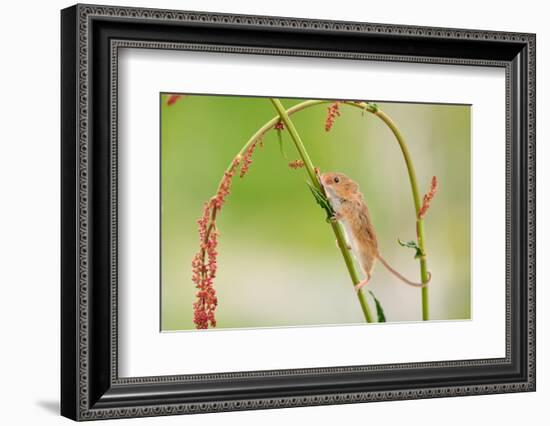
[[61, 3, 536, 421]]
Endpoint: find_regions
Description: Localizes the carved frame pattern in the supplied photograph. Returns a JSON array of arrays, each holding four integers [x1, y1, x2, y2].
[[61, 3, 536, 421]]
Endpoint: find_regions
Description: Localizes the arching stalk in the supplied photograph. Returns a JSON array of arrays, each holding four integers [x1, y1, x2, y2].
[[200, 99, 431, 324], [270, 98, 374, 323]]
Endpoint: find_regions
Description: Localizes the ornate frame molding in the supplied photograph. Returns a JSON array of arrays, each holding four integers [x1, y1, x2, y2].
[[61, 4, 535, 421]]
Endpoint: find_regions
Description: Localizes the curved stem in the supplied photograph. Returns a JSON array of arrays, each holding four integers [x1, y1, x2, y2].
[[270, 98, 374, 323], [371, 110, 430, 320], [217, 99, 430, 321]]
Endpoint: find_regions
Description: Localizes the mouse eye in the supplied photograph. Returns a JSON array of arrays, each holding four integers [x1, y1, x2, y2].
[[334, 177, 340, 183]]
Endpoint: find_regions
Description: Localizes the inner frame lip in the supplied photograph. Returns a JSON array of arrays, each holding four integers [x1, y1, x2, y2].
[[60, 5, 535, 420]]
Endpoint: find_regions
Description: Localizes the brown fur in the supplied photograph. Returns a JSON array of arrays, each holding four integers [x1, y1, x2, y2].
[[320, 172, 429, 289]]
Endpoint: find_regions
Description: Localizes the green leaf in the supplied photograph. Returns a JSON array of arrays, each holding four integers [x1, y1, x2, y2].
[[277, 129, 287, 159], [306, 182, 335, 222], [368, 102, 379, 113], [397, 238, 424, 259], [368, 290, 386, 323]]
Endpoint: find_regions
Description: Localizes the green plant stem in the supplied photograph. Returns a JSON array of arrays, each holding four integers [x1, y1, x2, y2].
[[221, 99, 429, 321], [371, 110, 430, 321], [270, 98, 374, 324]]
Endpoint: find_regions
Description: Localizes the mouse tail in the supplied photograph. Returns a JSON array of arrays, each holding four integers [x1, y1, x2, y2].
[[378, 256, 431, 287]]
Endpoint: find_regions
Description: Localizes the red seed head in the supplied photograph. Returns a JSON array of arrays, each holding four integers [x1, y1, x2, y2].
[[166, 94, 185, 106], [418, 176, 438, 219], [288, 160, 305, 169], [191, 155, 244, 329], [325, 102, 341, 132]]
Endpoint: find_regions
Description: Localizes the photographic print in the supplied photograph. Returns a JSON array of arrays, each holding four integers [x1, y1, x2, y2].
[[61, 6, 535, 418], [160, 94, 471, 331]]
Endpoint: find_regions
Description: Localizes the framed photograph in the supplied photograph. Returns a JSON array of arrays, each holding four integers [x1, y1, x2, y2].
[[61, 4, 536, 421]]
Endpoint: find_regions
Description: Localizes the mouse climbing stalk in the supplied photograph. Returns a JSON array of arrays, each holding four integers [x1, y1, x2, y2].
[[321, 171, 431, 291]]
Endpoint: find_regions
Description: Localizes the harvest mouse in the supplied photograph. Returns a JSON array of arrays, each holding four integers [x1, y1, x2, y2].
[[320, 172, 430, 291]]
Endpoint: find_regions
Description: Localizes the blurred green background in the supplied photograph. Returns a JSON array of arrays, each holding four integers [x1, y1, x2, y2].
[[161, 94, 471, 331]]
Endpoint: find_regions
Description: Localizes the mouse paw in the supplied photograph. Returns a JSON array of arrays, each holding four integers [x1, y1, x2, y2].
[[354, 278, 370, 292], [329, 212, 342, 223], [335, 239, 352, 250]]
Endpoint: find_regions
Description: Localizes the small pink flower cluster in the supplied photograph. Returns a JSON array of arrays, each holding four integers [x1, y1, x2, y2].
[[191, 119, 295, 329], [419, 176, 438, 219], [288, 159, 305, 169], [191, 201, 218, 329], [325, 102, 341, 132], [240, 135, 264, 178], [191, 157, 241, 329], [213, 158, 240, 209], [166, 94, 185, 106], [274, 120, 285, 131]]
